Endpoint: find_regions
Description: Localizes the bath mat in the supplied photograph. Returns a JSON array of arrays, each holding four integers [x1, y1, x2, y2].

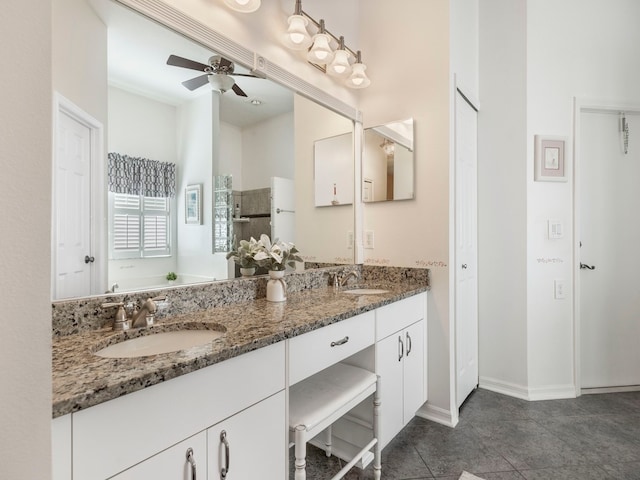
[[459, 472, 485, 480]]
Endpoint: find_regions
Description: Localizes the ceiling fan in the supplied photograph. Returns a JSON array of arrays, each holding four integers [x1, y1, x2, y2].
[[166, 54, 259, 97]]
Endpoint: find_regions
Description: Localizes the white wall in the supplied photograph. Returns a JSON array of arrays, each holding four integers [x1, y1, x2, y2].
[[359, 0, 454, 422], [477, 0, 529, 396], [478, 0, 640, 399], [525, 0, 640, 396], [0, 0, 52, 478], [219, 122, 243, 190], [242, 112, 294, 191]]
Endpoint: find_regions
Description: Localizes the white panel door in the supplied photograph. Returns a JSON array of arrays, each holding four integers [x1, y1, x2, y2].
[[54, 111, 92, 299], [455, 91, 479, 407], [580, 111, 640, 388], [271, 176, 295, 243]]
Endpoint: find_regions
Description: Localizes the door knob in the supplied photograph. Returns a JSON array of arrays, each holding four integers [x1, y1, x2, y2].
[[461, 264, 468, 269], [580, 263, 595, 270], [84, 255, 95, 264]]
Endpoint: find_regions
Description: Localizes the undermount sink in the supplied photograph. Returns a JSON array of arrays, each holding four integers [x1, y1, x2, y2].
[[342, 288, 390, 295], [94, 327, 225, 358]]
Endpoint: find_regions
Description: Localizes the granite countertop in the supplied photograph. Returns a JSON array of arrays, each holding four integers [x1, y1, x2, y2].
[[52, 282, 428, 418]]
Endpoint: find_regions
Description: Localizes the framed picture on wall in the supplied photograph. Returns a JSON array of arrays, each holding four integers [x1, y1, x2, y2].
[[185, 184, 202, 224], [535, 135, 567, 182]]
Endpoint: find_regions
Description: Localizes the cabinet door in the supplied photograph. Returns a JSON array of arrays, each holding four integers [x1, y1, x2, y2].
[[376, 332, 405, 448], [403, 320, 425, 423], [208, 391, 286, 480], [111, 432, 205, 480]]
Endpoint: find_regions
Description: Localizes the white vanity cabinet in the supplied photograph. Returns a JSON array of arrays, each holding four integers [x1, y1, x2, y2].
[[375, 293, 427, 447], [66, 342, 285, 480]]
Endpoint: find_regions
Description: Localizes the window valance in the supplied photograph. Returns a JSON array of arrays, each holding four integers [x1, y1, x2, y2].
[[108, 152, 176, 198]]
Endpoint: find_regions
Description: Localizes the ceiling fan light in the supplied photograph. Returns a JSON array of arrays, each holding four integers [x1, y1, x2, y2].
[[346, 62, 370, 89], [284, 14, 312, 50], [224, 0, 261, 13], [327, 49, 351, 77], [208, 74, 236, 93], [307, 33, 334, 65]]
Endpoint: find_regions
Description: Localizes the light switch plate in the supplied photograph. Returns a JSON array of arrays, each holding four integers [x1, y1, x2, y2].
[[548, 220, 563, 239], [364, 230, 374, 249]]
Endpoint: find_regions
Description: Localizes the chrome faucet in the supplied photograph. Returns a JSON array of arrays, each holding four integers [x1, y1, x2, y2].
[[130, 295, 167, 329], [338, 270, 360, 287]]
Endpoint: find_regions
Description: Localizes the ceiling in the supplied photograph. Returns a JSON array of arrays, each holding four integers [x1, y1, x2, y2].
[[89, 0, 293, 128]]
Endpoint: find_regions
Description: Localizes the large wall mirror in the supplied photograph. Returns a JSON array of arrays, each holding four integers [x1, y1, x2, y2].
[[363, 118, 414, 202], [51, 0, 355, 300]]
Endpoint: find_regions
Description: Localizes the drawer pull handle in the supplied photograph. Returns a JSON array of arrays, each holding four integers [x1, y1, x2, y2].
[[406, 332, 412, 356], [331, 336, 349, 347], [220, 430, 230, 479], [186, 447, 197, 480], [398, 336, 404, 361]]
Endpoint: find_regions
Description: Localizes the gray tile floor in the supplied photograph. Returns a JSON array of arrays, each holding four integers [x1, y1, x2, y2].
[[290, 388, 640, 479]]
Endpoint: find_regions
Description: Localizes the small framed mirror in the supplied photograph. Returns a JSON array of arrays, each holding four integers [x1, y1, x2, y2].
[[363, 118, 414, 202]]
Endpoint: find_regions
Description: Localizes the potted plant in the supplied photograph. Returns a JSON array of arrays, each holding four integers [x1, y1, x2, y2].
[[254, 234, 303, 302], [166, 272, 177, 285], [226, 237, 260, 276]]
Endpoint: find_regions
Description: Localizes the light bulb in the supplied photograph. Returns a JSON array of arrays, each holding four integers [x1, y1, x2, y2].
[[328, 49, 351, 77], [346, 62, 370, 89], [307, 33, 334, 65], [284, 14, 311, 50], [224, 0, 260, 13]]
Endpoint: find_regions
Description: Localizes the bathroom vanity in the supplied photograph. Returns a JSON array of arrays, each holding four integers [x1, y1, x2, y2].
[[51, 273, 428, 480]]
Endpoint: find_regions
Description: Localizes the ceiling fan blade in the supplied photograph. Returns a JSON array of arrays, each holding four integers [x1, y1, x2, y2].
[[219, 56, 233, 69], [167, 54, 209, 72], [182, 74, 210, 91], [231, 73, 260, 78], [232, 83, 248, 97]]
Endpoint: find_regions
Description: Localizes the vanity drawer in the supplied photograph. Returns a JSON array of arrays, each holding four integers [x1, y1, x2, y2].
[[289, 311, 375, 385], [376, 293, 425, 341]]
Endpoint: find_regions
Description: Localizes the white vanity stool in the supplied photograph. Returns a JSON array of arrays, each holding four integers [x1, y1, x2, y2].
[[289, 362, 381, 480]]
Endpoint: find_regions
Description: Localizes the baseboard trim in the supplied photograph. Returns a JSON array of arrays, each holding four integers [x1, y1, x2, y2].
[[582, 385, 640, 395], [415, 403, 458, 428], [527, 384, 576, 401], [479, 377, 576, 401], [479, 377, 529, 400]]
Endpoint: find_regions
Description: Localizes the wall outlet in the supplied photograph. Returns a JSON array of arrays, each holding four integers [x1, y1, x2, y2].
[[364, 230, 375, 249], [347, 231, 354, 249], [554, 279, 566, 299]]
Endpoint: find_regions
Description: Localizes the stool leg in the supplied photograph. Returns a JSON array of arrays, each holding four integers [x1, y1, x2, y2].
[[324, 425, 332, 457], [373, 375, 382, 480], [294, 425, 307, 480]]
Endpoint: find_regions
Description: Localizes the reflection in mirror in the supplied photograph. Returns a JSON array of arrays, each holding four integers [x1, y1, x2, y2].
[[51, 0, 355, 299], [363, 118, 415, 202], [313, 132, 354, 207]]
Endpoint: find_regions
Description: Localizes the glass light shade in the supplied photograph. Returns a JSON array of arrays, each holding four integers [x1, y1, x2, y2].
[[346, 62, 370, 89], [208, 74, 236, 93], [327, 49, 352, 77], [307, 33, 334, 65], [224, 0, 261, 13], [284, 14, 311, 50]]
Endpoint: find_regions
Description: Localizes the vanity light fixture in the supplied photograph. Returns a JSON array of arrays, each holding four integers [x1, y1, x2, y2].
[[345, 51, 371, 89], [327, 37, 352, 77], [284, 0, 369, 89], [223, 0, 261, 13]]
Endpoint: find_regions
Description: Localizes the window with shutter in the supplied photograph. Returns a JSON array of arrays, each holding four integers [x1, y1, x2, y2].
[[109, 193, 171, 259]]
